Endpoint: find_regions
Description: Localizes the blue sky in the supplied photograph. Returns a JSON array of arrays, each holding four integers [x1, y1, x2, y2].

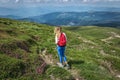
[[0, 0, 120, 8]]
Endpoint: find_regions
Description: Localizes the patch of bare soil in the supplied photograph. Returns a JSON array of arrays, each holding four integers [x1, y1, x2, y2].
[[39, 48, 85, 80], [78, 36, 96, 45], [101, 32, 120, 42], [100, 50, 120, 79]]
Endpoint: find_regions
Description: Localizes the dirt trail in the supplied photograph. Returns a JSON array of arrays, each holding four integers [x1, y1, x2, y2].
[[77, 33, 120, 79], [69, 69, 84, 80], [39, 49, 56, 66], [101, 32, 120, 42], [100, 50, 120, 79], [78, 36, 96, 45], [39, 49, 84, 80]]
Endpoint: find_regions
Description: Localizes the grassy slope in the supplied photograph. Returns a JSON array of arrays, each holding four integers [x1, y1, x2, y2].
[[0, 18, 120, 80], [65, 26, 120, 80]]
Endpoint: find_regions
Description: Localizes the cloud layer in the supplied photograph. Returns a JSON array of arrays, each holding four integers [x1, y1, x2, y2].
[[0, 0, 120, 3], [0, 0, 120, 8]]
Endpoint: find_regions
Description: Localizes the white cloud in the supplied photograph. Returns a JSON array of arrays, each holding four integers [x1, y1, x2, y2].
[[15, 0, 19, 3], [82, 0, 120, 3], [62, 0, 69, 2], [82, 0, 103, 3], [0, 0, 120, 4], [83, 0, 89, 2]]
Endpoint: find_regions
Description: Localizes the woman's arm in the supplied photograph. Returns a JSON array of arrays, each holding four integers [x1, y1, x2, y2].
[[55, 34, 58, 44]]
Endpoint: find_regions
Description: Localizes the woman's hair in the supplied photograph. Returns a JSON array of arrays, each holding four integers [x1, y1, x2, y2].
[[54, 27, 62, 34]]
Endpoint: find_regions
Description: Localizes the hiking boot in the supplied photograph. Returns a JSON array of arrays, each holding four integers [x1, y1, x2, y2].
[[57, 63, 64, 68], [65, 64, 70, 69]]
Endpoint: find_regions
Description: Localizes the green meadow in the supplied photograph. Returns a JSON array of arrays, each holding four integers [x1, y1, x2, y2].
[[0, 18, 120, 80]]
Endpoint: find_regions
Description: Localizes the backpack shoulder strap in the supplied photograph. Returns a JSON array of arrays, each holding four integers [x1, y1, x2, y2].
[[62, 32, 67, 41]]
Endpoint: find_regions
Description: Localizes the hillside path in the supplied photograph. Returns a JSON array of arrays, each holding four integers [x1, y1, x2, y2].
[[39, 51, 84, 80]]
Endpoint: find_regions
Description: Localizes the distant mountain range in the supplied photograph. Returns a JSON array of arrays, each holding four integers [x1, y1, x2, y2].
[[21, 11, 120, 27], [0, 6, 120, 18], [0, 6, 120, 27], [0, 15, 21, 19]]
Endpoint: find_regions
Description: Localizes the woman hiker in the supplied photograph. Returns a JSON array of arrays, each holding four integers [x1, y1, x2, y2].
[[54, 27, 69, 68]]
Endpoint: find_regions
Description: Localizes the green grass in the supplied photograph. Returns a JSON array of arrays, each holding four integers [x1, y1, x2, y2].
[[46, 66, 72, 80], [0, 54, 25, 79], [0, 18, 120, 80], [65, 26, 120, 80]]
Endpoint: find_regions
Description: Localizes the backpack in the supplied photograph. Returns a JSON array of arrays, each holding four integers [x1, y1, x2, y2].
[[57, 33, 67, 47]]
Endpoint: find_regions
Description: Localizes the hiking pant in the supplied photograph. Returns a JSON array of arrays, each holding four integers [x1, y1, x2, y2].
[[57, 46, 67, 63]]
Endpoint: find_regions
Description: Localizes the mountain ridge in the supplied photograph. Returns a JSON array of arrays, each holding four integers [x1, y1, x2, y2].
[[21, 11, 120, 27]]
